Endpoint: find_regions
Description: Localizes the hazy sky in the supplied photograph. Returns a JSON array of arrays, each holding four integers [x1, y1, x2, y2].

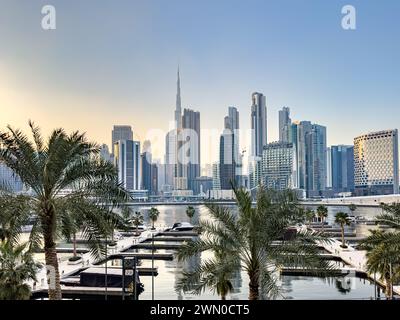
[[1, 0, 400, 168]]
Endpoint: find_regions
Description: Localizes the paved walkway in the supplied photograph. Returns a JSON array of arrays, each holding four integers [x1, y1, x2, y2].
[[318, 232, 400, 296]]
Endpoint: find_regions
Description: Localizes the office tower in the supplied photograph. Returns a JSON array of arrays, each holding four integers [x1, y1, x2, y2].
[[212, 162, 221, 190], [354, 129, 399, 195], [99, 144, 112, 163], [164, 130, 176, 188], [249, 158, 262, 191], [141, 140, 152, 193], [182, 108, 201, 191], [111, 125, 133, 150], [279, 107, 291, 142], [307, 124, 327, 197], [288, 122, 299, 188], [114, 140, 141, 191], [291, 121, 327, 197], [262, 142, 294, 190], [331, 145, 354, 193], [251, 92, 267, 157], [296, 121, 313, 192], [151, 163, 158, 196], [0, 162, 23, 192], [219, 129, 236, 189], [326, 147, 332, 188], [225, 106, 241, 183]]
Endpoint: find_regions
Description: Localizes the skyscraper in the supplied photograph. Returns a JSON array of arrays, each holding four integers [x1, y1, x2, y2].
[[262, 142, 294, 190], [111, 125, 133, 150], [219, 128, 235, 189], [114, 139, 141, 191], [279, 107, 291, 142], [251, 92, 267, 158], [354, 129, 399, 196], [182, 108, 201, 192], [307, 124, 327, 197], [331, 145, 354, 194], [141, 140, 152, 193], [291, 121, 327, 197], [225, 106, 241, 183]]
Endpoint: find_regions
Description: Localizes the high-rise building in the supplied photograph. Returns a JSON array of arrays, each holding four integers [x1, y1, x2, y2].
[[326, 147, 332, 189], [307, 124, 327, 197], [354, 130, 399, 196], [262, 142, 294, 190], [0, 162, 23, 192], [100, 144, 112, 163], [249, 158, 262, 191], [225, 107, 241, 184], [219, 129, 236, 189], [251, 92, 267, 158], [151, 163, 158, 196], [331, 145, 354, 193], [114, 139, 141, 191], [111, 126, 133, 150], [212, 162, 221, 190], [279, 107, 291, 143], [290, 121, 327, 197], [141, 140, 152, 193], [219, 107, 240, 189], [182, 108, 201, 191], [164, 130, 176, 189]]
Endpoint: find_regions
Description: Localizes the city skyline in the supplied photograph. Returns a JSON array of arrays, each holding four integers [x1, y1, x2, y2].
[[1, 1, 400, 166]]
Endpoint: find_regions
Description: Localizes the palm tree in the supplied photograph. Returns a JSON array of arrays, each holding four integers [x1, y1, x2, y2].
[[132, 211, 144, 236], [359, 230, 400, 298], [119, 206, 133, 233], [177, 186, 333, 300], [177, 249, 237, 300], [0, 122, 130, 299], [335, 212, 351, 248], [148, 207, 160, 230], [305, 209, 315, 228], [378, 202, 400, 229], [317, 205, 328, 232], [186, 206, 196, 224], [0, 241, 41, 300]]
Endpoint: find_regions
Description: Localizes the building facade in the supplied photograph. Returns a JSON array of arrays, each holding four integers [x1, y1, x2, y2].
[[279, 107, 291, 143], [354, 130, 399, 196], [262, 142, 294, 190], [182, 108, 201, 192], [331, 145, 354, 194], [114, 139, 141, 191], [251, 92, 267, 158]]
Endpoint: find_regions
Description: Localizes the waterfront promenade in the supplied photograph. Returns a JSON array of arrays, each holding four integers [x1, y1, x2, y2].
[[318, 232, 400, 296]]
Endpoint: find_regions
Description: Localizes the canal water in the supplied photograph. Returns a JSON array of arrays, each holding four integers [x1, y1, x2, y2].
[[115, 204, 387, 300]]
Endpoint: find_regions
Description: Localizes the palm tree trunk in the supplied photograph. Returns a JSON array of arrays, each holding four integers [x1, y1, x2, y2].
[[42, 208, 62, 300], [321, 218, 324, 233], [221, 294, 226, 300], [341, 224, 345, 247], [248, 271, 259, 300], [385, 275, 392, 299], [72, 233, 77, 258], [152, 220, 155, 230]]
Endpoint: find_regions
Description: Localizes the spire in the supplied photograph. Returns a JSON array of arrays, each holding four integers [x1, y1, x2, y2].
[[175, 66, 182, 129]]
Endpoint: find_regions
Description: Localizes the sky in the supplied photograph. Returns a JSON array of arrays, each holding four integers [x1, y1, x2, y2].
[[1, 0, 400, 171]]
